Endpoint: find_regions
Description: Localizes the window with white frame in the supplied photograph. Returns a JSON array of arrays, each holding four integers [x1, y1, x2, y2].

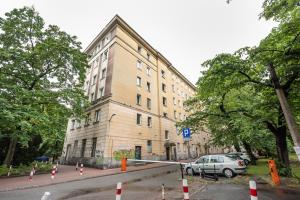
[[137, 60, 142, 70], [162, 83, 166, 92], [101, 68, 106, 79], [147, 140, 152, 153], [136, 94, 141, 105], [147, 98, 151, 110], [137, 113, 142, 125], [99, 87, 104, 97], [163, 97, 167, 106], [146, 82, 151, 92], [146, 67, 151, 76], [71, 119, 75, 130], [102, 50, 108, 62], [136, 76, 141, 87], [161, 70, 166, 78], [94, 110, 100, 122], [165, 130, 169, 140], [147, 116, 152, 127]]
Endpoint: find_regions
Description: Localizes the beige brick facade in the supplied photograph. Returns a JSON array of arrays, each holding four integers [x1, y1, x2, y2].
[[61, 15, 223, 168]]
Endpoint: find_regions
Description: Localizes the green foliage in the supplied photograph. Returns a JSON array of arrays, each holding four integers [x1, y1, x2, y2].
[[178, 0, 300, 171], [0, 162, 52, 176], [0, 7, 89, 165]]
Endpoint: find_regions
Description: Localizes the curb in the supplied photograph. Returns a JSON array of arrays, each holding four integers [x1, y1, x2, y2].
[[0, 164, 175, 192]]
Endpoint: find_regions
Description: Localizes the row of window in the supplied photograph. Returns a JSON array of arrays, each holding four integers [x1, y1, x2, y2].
[[70, 109, 101, 129], [72, 137, 97, 158], [136, 113, 152, 127]]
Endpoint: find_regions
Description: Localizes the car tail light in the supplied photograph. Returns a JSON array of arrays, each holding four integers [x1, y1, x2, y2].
[[238, 160, 244, 166]]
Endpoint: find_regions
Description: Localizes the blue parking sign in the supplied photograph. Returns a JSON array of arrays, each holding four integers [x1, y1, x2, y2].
[[182, 128, 191, 141]]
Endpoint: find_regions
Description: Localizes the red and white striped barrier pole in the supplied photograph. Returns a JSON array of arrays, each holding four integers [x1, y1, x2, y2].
[[249, 180, 258, 200], [80, 164, 83, 175], [51, 166, 56, 179], [116, 182, 122, 200], [55, 162, 58, 173], [182, 179, 189, 200], [41, 191, 51, 200], [29, 168, 34, 181]]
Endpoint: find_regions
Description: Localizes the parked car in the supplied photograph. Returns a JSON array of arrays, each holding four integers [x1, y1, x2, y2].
[[184, 154, 246, 178], [227, 152, 251, 165], [35, 156, 49, 162]]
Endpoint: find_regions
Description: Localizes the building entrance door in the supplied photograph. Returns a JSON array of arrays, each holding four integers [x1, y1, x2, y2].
[[173, 147, 177, 161], [166, 147, 170, 160], [135, 146, 142, 160]]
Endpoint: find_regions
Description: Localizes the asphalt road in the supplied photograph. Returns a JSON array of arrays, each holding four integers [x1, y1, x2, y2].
[[0, 165, 179, 200], [1, 165, 300, 200]]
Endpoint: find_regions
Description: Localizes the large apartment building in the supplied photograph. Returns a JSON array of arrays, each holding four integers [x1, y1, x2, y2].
[[61, 15, 222, 168]]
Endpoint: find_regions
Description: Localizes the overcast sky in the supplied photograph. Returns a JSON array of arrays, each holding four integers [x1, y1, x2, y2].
[[0, 0, 277, 84]]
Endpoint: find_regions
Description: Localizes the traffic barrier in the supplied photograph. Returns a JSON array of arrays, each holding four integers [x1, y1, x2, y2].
[[80, 164, 83, 175], [116, 182, 122, 200], [55, 162, 58, 173], [41, 191, 51, 200], [268, 160, 280, 185], [51, 166, 56, 179], [161, 184, 165, 200], [121, 158, 127, 172], [182, 179, 189, 200], [75, 162, 78, 171], [7, 165, 12, 176], [29, 168, 34, 181], [249, 180, 258, 200]]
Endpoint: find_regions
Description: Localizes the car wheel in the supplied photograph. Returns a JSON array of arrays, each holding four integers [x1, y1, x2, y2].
[[186, 167, 195, 176], [244, 159, 250, 165], [223, 168, 234, 178]]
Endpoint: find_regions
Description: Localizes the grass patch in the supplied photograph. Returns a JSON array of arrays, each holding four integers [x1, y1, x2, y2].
[[247, 156, 300, 178]]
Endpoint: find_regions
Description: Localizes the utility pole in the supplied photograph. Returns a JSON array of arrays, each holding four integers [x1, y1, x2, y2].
[[268, 64, 300, 161]]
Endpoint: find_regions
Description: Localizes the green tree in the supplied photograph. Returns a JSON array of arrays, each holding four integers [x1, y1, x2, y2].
[[0, 7, 88, 166]]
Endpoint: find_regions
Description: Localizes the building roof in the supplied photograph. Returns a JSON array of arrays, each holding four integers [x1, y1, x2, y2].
[[84, 15, 196, 90]]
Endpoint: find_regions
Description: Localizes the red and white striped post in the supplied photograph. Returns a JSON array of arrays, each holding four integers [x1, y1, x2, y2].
[[29, 168, 34, 181], [51, 166, 56, 179], [116, 182, 122, 200], [55, 162, 58, 173], [80, 164, 83, 175], [249, 180, 258, 200], [182, 179, 189, 200]]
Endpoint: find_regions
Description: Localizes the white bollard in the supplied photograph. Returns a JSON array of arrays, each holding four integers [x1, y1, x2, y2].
[[29, 169, 34, 181], [7, 165, 12, 176], [249, 180, 258, 200], [41, 191, 51, 200], [162, 184, 165, 200], [75, 162, 78, 171], [116, 182, 122, 200], [182, 179, 189, 200]]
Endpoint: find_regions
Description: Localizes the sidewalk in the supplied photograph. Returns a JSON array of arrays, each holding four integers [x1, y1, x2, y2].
[[0, 163, 173, 192]]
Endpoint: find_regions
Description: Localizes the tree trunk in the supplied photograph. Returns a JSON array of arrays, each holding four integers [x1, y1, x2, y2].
[[275, 127, 290, 168], [242, 140, 257, 165], [3, 137, 17, 166], [233, 141, 241, 152]]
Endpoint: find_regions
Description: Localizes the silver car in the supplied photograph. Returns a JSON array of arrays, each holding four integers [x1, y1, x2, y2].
[[184, 154, 246, 178]]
